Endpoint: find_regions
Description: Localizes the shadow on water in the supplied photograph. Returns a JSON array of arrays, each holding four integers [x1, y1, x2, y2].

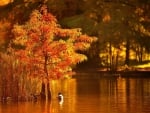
[[0, 73, 150, 113]]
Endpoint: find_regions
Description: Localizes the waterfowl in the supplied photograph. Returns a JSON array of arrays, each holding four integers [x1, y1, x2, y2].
[[58, 92, 63, 101]]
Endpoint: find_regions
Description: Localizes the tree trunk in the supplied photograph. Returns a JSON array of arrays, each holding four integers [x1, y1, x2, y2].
[[1, 78, 7, 102], [12, 77, 19, 101], [125, 38, 130, 65], [40, 81, 51, 101], [115, 51, 119, 71], [41, 82, 46, 100], [41, 53, 51, 101], [139, 46, 143, 63], [109, 41, 113, 71], [47, 82, 51, 100]]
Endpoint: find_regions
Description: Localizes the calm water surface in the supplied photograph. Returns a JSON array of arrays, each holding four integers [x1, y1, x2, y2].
[[0, 73, 150, 113]]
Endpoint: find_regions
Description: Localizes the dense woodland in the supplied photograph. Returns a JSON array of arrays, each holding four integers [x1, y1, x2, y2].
[[0, 0, 150, 101]]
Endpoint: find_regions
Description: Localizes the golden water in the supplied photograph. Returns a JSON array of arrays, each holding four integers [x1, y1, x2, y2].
[[0, 75, 150, 113]]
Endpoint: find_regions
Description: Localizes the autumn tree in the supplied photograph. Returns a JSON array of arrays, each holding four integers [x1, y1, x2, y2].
[[12, 5, 97, 101]]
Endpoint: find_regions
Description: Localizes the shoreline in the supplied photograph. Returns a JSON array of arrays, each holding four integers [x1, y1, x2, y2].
[[73, 68, 150, 78]]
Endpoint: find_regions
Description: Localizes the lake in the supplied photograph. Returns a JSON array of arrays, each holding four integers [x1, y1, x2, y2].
[[0, 73, 150, 113]]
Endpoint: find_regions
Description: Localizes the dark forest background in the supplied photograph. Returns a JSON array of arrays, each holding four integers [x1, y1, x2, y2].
[[0, 0, 150, 71]]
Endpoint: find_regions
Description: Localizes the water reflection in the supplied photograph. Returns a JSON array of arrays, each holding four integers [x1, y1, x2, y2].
[[0, 75, 150, 113]]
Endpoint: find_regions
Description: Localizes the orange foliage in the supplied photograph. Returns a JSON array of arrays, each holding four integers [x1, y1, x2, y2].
[[102, 13, 111, 23], [12, 5, 97, 80]]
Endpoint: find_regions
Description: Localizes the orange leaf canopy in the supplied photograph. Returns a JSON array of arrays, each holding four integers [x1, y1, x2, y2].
[[12, 5, 97, 80]]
